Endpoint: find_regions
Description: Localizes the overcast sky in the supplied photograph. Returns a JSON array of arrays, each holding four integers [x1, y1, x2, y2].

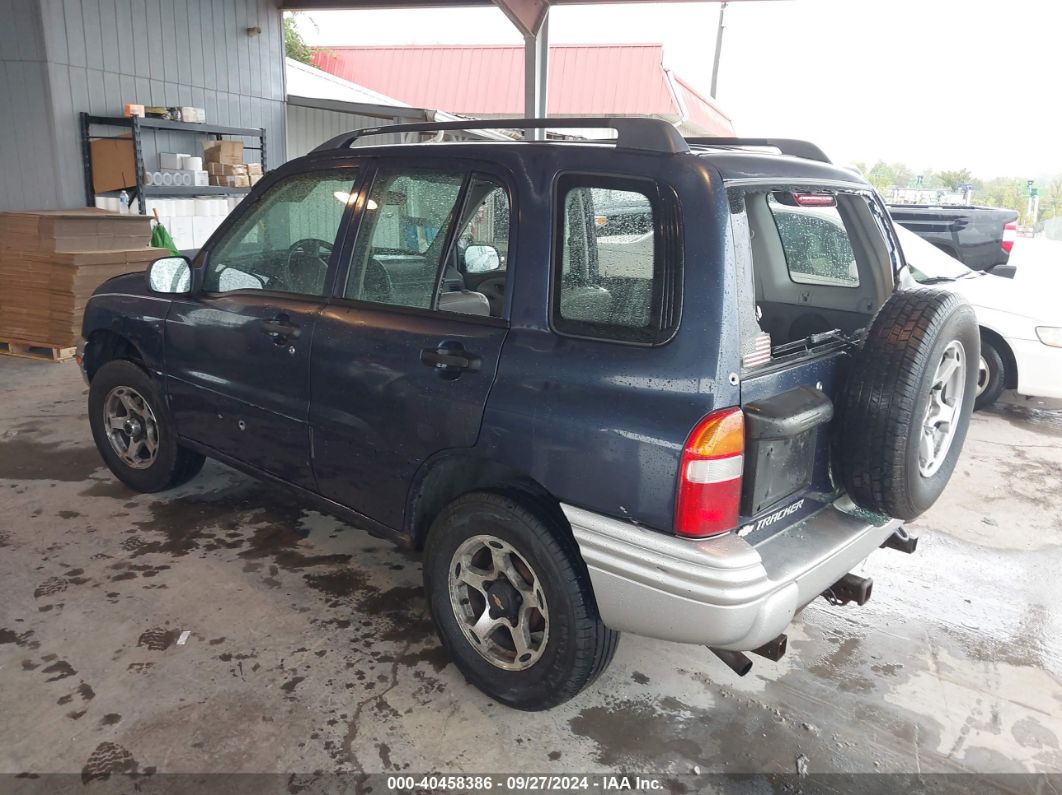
[[294, 0, 1062, 179]]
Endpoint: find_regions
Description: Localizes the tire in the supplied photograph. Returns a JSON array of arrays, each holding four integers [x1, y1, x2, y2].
[[423, 491, 619, 710], [88, 360, 205, 493], [974, 338, 1007, 411], [837, 289, 979, 520]]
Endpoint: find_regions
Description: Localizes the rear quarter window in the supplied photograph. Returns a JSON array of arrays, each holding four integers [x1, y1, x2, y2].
[[553, 176, 679, 345]]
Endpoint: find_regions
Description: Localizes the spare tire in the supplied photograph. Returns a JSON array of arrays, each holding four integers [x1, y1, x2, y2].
[[837, 289, 979, 520]]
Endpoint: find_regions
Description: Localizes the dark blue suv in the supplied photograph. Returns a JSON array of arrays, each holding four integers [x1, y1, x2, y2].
[[79, 118, 978, 709]]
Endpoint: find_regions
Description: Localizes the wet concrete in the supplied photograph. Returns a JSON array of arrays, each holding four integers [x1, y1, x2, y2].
[[1, 357, 1060, 778]]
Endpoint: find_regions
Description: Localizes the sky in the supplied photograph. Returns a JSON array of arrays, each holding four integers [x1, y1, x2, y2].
[[293, 0, 1062, 179]]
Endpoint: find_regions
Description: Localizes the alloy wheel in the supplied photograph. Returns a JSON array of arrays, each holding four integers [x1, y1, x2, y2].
[[103, 386, 160, 470], [919, 340, 966, 477], [447, 534, 549, 671]]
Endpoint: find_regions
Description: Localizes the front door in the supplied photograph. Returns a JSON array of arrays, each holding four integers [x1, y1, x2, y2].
[[165, 167, 360, 486], [309, 165, 513, 529]]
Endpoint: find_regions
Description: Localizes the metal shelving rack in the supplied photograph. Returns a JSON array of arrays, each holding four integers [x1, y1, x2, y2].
[[79, 112, 266, 215]]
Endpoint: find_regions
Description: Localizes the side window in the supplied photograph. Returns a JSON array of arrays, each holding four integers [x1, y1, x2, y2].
[[345, 168, 464, 309], [205, 169, 356, 296], [555, 178, 673, 343], [767, 193, 860, 287]]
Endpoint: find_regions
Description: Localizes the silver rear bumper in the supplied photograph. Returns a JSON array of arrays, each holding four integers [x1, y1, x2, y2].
[[563, 499, 901, 651]]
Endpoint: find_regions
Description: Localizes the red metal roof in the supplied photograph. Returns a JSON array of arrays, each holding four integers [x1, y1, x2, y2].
[[311, 44, 734, 135]]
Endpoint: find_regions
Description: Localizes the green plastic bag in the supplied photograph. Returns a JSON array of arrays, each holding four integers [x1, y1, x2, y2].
[[150, 218, 180, 256]]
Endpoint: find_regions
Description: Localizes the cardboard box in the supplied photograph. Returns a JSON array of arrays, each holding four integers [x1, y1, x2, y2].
[[246, 162, 263, 176], [124, 103, 145, 118], [202, 140, 244, 165], [204, 161, 244, 175], [90, 138, 137, 193], [190, 170, 209, 186], [249, 174, 262, 186], [0, 209, 152, 253], [0, 208, 166, 346], [159, 152, 189, 170]]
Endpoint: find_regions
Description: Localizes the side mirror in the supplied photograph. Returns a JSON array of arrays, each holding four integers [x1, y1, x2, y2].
[[464, 244, 501, 273], [147, 256, 192, 295]]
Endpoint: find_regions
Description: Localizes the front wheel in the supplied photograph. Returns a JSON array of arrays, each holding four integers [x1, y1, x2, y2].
[[88, 360, 205, 492], [974, 339, 1007, 411], [423, 492, 618, 710]]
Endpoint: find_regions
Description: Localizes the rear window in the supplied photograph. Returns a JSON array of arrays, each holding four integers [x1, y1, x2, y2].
[[767, 193, 859, 287], [553, 176, 677, 344]]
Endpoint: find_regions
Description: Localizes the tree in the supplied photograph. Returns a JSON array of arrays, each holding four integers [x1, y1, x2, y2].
[[865, 161, 914, 192], [283, 12, 313, 65], [936, 169, 974, 191]]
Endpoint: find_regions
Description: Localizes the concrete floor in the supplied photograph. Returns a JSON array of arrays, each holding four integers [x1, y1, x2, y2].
[[1, 356, 1061, 782]]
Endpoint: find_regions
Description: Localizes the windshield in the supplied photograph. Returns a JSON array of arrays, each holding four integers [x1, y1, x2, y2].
[[892, 223, 973, 281]]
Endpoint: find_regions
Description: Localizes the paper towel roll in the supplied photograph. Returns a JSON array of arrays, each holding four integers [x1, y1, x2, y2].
[[161, 172, 175, 186]]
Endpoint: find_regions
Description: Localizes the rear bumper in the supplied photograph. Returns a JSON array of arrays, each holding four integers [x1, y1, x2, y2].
[[563, 499, 902, 651]]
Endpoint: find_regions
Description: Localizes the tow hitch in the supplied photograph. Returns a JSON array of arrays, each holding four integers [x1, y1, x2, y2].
[[823, 573, 873, 606], [881, 526, 918, 554]]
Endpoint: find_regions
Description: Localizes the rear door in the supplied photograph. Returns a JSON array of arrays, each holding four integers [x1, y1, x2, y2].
[[729, 186, 897, 535], [308, 161, 513, 529], [165, 167, 359, 486]]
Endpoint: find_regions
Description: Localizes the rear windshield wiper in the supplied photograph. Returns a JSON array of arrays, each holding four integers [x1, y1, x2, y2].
[[771, 328, 852, 356]]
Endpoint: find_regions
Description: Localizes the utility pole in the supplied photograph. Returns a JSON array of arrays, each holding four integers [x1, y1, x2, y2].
[[710, 2, 728, 98]]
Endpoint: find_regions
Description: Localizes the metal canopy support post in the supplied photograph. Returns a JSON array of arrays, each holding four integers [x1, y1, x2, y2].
[[523, 11, 548, 138], [492, 0, 550, 140], [710, 0, 728, 98]]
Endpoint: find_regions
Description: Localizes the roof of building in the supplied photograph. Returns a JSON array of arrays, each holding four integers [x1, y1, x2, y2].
[[310, 43, 734, 136], [285, 57, 413, 107]]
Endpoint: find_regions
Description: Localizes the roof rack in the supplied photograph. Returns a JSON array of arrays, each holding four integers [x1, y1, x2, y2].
[[312, 116, 690, 155], [685, 137, 832, 164]]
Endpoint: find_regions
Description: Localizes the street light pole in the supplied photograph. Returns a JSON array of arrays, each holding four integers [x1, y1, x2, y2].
[[710, 1, 728, 99]]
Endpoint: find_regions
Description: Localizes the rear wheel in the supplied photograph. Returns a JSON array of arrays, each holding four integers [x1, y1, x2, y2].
[[974, 339, 1007, 411], [88, 360, 205, 492], [423, 492, 618, 710]]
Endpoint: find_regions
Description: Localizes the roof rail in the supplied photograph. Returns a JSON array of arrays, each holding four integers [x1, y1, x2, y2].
[[313, 116, 690, 155], [685, 137, 831, 164]]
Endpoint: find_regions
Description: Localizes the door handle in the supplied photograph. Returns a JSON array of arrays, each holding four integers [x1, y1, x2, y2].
[[261, 316, 301, 340], [420, 343, 481, 374]]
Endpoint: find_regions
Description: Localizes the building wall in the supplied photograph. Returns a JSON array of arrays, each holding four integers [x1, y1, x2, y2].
[[0, 1, 60, 209], [0, 0, 287, 211], [285, 103, 403, 160]]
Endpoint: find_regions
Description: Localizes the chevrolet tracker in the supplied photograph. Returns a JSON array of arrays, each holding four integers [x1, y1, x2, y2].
[[78, 118, 978, 709]]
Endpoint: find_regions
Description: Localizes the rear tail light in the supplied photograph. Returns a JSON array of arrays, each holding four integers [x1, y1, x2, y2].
[[674, 407, 744, 538], [1002, 221, 1017, 254]]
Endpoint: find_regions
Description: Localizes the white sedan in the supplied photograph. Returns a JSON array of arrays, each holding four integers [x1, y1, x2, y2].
[[895, 225, 1062, 409]]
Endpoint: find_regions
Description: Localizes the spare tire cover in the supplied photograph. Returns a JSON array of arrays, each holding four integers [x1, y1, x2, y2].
[[837, 288, 979, 520]]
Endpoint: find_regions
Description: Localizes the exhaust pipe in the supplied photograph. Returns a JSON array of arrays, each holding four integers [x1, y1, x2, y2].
[[750, 633, 788, 662], [823, 573, 873, 606], [709, 647, 753, 676]]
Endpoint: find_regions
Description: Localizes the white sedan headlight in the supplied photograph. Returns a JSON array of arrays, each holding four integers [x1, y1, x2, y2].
[[1036, 327, 1062, 348]]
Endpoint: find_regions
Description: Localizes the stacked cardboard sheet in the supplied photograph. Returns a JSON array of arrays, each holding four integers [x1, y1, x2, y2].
[[0, 209, 168, 348]]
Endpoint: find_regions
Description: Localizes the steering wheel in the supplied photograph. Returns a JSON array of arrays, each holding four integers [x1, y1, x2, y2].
[[283, 238, 333, 294]]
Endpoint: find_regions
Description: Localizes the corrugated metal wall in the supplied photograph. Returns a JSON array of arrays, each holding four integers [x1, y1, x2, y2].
[[0, 1, 61, 209], [0, 0, 287, 211], [285, 104, 403, 160]]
